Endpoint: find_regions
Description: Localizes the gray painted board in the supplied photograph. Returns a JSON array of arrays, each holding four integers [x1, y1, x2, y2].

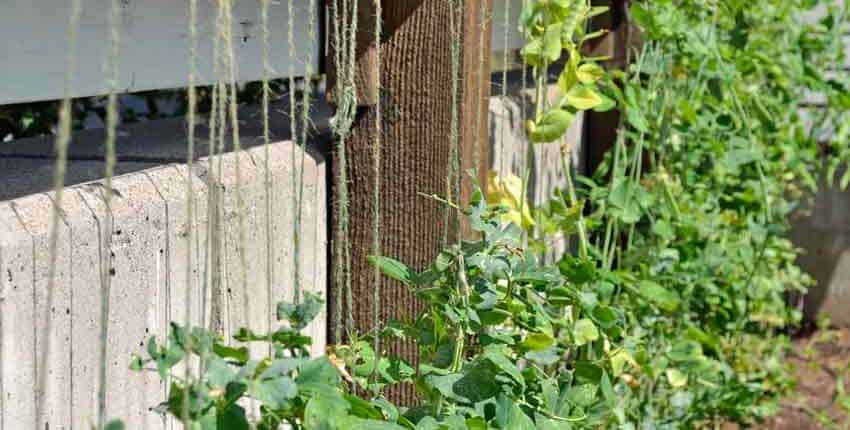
[[0, 0, 319, 104]]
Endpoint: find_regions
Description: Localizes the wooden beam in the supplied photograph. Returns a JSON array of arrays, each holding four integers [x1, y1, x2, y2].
[[326, 0, 493, 403]]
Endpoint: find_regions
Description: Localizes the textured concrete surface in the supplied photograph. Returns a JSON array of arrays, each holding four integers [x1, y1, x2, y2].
[[792, 181, 850, 327], [0, 98, 332, 201], [489, 83, 585, 264], [0, 139, 327, 428]]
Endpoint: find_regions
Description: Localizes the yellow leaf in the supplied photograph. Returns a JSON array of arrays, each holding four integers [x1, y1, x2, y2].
[[610, 349, 637, 376], [666, 368, 688, 388], [565, 85, 603, 110], [576, 63, 605, 84], [486, 171, 535, 228]]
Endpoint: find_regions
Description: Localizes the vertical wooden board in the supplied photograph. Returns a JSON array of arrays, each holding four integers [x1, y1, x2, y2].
[[77, 176, 168, 430], [0, 0, 320, 104], [0, 203, 36, 429], [462, 0, 494, 209], [10, 194, 73, 430], [329, 0, 493, 403]]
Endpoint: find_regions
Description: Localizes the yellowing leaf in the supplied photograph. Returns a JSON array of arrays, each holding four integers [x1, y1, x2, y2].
[[610, 349, 637, 376], [573, 318, 599, 346], [576, 63, 605, 84], [486, 172, 535, 228], [558, 59, 579, 93], [666, 368, 688, 388], [565, 85, 603, 110]]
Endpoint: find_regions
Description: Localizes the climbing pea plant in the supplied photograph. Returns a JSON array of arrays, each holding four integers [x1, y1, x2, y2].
[[521, 0, 616, 143], [119, 0, 850, 429], [503, 0, 850, 427]]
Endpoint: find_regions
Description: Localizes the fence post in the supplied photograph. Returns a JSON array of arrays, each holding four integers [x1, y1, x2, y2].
[[326, 0, 492, 403]]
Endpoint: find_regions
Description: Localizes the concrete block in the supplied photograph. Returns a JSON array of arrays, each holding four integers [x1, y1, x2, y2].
[[198, 142, 328, 357], [76, 174, 169, 429], [9, 193, 74, 430], [0, 202, 37, 429]]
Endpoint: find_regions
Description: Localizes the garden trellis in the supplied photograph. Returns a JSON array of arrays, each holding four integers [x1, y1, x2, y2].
[[0, 0, 514, 427], [2, 0, 850, 429]]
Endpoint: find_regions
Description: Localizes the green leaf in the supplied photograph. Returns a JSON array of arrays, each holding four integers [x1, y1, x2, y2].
[[566, 383, 598, 407], [250, 376, 297, 409], [637, 280, 680, 312], [667, 340, 703, 363], [494, 394, 535, 430], [482, 346, 525, 386], [217, 404, 250, 430], [591, 306, 619, 329], [592, 94, 616, 112], [521, 332, 555, 351], [542, 22, 564, 62], [104, 420, 126, 430], [666, 368, 688, 388], [529, 109, 575, 143], [573, 318, 599, 346], [213, 344, 249, 365], [368, 255, 416, 285], [277, 292, 324, 330], [565, 85, 603, 110], [576, 63, 605, 84], [296, 357, 342, 394]]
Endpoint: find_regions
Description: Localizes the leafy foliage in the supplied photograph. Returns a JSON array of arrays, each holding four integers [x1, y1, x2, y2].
[[523, 0, 850, 427], [117, 0, 850, 429]]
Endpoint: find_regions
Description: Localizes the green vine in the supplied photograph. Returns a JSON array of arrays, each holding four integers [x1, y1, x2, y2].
[[111, 0, 850, 429]]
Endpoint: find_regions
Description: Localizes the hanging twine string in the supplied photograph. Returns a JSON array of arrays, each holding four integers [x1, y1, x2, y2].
[[180, 0, 200, 427], [38, 0, 82, 427], [287, 0, 303, 305], [499, 0, 510, 176], [220, 0, 250, 328], [295, 0, 319, 306], [444, 0, 462, 248], [96, 0, 122, 427], [370, 0, 383, 389], [331, 0, 358, 343], [473, 0, 491, 172], [260, 0, 274, 345]]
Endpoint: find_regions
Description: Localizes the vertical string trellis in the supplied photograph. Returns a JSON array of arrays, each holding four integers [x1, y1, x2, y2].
[[370, 0, 383, 390], [260, 0, 274, 353], [291, 0, 318, 309], [38, 0, 82, 427], [182, 0, 201, 426], [288, 0, 302, 306], [330, 0, 359, 344], [445, 0, 463, 248], [219, 0, 251, 336], [96, 0, 122, 426]]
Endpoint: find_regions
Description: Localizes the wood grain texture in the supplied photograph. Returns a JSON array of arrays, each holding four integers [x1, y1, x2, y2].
[[327, 0, 491, 403]]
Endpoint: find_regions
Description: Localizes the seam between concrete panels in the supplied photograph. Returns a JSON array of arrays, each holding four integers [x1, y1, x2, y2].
[[72, 187, 104, 428], [6, 201, 38, 427], [141, 169, 172, 430], [44, 192, 75, 428]]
